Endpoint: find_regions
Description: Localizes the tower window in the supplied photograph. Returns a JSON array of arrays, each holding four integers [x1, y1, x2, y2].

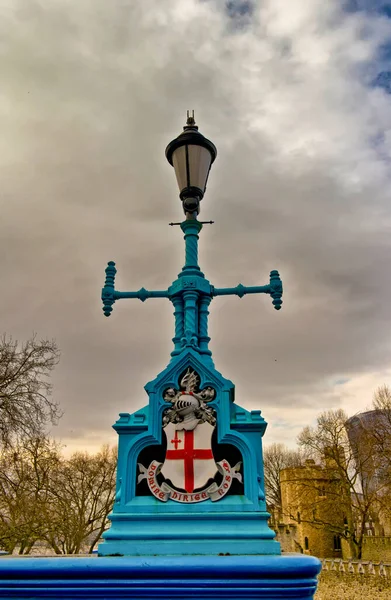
[[304, 537, 309, 550]]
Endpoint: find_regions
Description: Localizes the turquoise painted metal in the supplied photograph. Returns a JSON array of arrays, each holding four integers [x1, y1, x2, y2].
[[102, 219, 283, 361], [99, 353, 278, 555], [99, 203, 283, 556]]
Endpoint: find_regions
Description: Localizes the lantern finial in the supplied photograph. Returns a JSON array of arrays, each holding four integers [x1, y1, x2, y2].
[[185, 110, 197, 130], [186, 110, 196, 128]]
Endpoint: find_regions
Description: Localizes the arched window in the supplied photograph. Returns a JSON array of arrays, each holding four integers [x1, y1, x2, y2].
[[333, 535, 342, 551], [304, 536, 309, 550]]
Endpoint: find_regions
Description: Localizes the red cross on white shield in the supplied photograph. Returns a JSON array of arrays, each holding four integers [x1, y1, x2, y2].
[[162, 422, 217, 493]]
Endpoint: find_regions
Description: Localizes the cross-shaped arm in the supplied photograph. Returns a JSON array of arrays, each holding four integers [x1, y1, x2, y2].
[[102, 265, 282, 317], [101, 222, 283, 361]]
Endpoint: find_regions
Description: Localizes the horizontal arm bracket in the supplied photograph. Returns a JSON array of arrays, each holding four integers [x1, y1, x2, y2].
[[211, 270, 283, 311], [212, 284, 270, 298], [101, 261, 169, 317], [114, 289, 169, 301]]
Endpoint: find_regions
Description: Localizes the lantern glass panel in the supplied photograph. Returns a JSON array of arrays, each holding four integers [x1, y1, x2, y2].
[[172, 146, 188, 192], [187, 144, 212, 193], [172, 144, 212, 195]]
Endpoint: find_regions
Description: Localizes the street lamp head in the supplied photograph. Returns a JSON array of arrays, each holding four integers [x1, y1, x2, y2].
[[165, 111, 217, 218]]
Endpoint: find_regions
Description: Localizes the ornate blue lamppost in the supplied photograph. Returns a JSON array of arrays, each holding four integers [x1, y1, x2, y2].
[[99, 116, 285, 548], [96, 113, 320, 598]]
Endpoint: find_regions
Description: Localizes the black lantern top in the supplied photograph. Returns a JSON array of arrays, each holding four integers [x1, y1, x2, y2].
[[165, 111, 217, 216]]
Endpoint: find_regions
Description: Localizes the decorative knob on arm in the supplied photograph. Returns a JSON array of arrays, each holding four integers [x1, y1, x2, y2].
[[269, 270, 283, 311], [102, 261, 117, 317]]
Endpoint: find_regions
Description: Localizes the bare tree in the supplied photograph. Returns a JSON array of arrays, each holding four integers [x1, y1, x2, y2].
[[373, 384, 391, 409], [347, 386, 391, 528], [0, 436, 61, 554], [263, 443, 303, 510], [0, 440, 116, 555], [297, 409, 385, 559], [0, 335, 61, 446], [45, 445, 117, 554], [371, 385, 391, 470]]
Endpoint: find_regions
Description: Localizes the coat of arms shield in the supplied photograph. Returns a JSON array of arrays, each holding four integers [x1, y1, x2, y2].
[[162, 421, 216, 492], [138, 368, 242, 503]]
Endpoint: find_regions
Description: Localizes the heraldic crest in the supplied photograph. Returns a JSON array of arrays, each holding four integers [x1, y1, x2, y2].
[[138, 368, 242, 503]]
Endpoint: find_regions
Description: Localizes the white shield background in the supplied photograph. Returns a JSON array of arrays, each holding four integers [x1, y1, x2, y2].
[[162, 422, 217, 493]]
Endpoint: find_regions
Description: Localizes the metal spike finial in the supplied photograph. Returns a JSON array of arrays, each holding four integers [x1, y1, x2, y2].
[[186, 109, 196, 127]]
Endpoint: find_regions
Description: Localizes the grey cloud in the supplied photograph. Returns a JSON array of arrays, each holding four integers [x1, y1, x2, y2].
[[1, 0, 391, 450]]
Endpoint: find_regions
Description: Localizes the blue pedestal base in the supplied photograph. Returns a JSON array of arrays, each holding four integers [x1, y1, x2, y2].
[[98, 510, 280, 556], [0, 554, 321, 599]]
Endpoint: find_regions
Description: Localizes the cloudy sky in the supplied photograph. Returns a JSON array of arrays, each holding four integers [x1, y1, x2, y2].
[[2, 0, 391, 454]]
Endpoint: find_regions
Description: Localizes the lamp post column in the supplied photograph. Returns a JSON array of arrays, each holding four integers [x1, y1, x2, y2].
[[180, 219, 203, 276], [181, 290, 199, 348]]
